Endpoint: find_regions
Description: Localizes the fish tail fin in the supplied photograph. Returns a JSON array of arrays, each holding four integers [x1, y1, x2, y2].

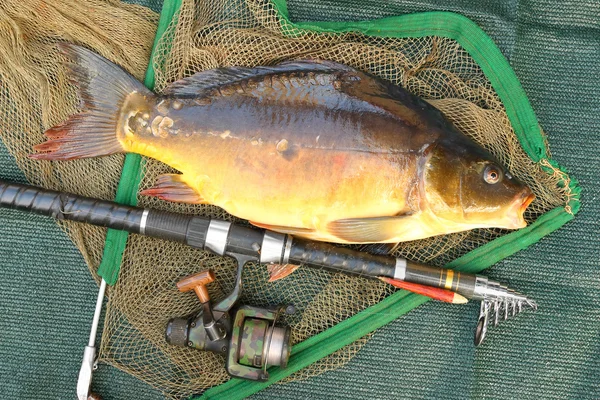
[[31, 43, 153, 160]]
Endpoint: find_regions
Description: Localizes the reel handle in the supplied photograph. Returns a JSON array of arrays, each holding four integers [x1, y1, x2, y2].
[[177, 270, 215, 304], [176, 270, 226, 341]]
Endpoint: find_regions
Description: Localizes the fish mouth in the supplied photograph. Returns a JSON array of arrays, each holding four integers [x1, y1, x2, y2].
[[508, 189, 535, 229], [520, 191, 536, 215]]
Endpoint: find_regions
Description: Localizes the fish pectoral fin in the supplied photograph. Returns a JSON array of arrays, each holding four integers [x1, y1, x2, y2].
[[267, 264, 300, 282], [139, 174, 205, 204], [249, 221, 315, 236], [327, 215, 412, 243]]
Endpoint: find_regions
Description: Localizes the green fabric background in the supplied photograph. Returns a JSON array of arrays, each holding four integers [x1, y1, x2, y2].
[[0, 0, 598, 399]]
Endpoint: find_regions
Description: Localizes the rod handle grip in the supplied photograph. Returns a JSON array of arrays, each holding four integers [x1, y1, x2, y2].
[[0, 180, 144, 232]]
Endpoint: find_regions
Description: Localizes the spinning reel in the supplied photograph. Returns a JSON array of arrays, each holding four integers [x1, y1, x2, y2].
[[166, 269, 294, 381]]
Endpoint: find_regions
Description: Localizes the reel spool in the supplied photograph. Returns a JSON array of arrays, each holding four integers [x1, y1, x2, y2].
[[226, 305, 293, 381]]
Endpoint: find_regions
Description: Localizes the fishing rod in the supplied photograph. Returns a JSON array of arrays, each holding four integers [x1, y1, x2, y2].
[[0, 179, 537, 348]]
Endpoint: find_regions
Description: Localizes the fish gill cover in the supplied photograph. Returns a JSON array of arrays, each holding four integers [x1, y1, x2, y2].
[[0, 0, 576, 398]]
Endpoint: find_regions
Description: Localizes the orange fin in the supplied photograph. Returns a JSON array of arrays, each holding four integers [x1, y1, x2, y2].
[[327, 215, 411, 243], [139, 174, 205, 204], [267, 264, 300, 282], [250, 221, 315, 236], [31, 113, 125, 160], [30, 43, 152, 161]]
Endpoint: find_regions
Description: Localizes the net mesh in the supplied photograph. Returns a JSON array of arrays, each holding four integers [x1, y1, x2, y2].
[[0, 0, 158, 273], [0, 0, 572, 398]]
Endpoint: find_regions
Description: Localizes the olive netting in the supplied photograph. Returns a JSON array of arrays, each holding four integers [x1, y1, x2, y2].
[[0, 0, 572, 398]]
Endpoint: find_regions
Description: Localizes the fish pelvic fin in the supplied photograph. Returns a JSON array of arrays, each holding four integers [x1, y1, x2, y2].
[[31, 43, 153, 160], [139, 174, 205, 204]]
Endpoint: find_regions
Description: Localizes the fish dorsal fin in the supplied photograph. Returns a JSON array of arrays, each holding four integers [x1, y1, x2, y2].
[[337, 70, 448, 130], [162, 60, 438, 130], [162, 60, 353, 97]]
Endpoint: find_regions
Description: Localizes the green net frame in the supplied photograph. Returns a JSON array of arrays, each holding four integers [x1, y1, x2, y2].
[[95, 1, 580, 398]]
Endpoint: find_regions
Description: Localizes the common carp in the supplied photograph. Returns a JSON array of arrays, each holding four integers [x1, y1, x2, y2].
[[32, 44, 535, 244]]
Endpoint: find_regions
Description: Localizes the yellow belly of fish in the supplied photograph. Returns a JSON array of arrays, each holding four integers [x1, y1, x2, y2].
[[126, 135, 493, 243], [127, 134, 416, 243]]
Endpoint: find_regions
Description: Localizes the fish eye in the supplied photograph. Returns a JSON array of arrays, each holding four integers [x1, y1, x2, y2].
[[483, 164, 502, 184]]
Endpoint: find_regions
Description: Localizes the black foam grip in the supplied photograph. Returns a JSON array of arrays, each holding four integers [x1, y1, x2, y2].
[[288, 238, 396, 278], [143, 211, 211, 248], [0, 180, 144, 232], [144, 210, 193, 243]]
